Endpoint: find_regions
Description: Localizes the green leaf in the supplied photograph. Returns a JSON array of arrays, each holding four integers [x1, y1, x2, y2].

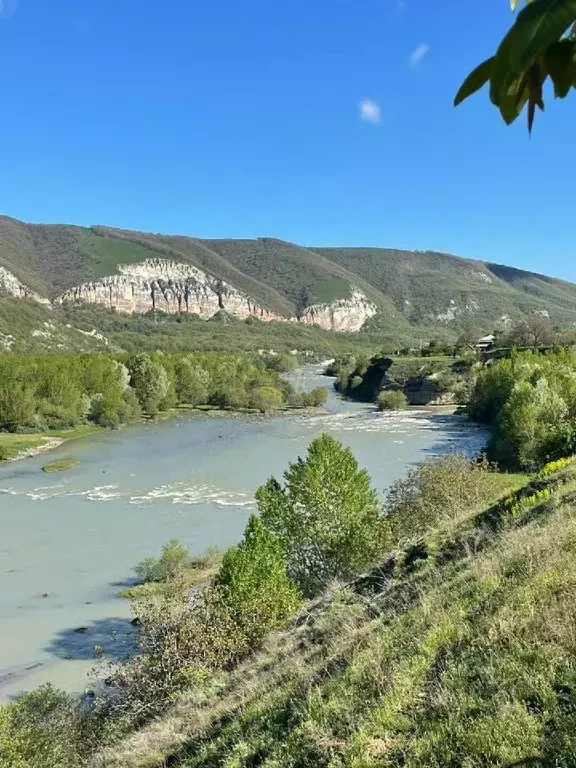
[[498, 77, 529, 124], [454, 57, 494, 106], [490, 0, 576, 105], [544, 38, 576, 95]]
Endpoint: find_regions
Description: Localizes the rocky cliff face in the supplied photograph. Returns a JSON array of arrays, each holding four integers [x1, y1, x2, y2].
[[56, 260, 376, 331], [299, 288, 377, 332], [0, 266, 51, 306], [57, 260, 281, 321]]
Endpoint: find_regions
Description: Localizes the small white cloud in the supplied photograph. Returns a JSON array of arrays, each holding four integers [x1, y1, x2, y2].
[[358, 98, 381, 125], [409, 43, 430, 68]]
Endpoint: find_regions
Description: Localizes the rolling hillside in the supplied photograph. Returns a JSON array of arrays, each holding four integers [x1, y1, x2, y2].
[[1, 215, 576, 351]]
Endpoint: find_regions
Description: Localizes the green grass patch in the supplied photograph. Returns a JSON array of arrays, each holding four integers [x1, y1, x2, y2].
[[42, 458, 79, 473], [0, 434, 48, 461], [48, 424, 104, 440]]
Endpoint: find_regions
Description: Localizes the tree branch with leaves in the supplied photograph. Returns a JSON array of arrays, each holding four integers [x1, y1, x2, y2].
[[455, 0, 576, 132]]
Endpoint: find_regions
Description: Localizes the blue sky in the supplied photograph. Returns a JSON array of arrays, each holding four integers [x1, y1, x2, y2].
[[0, 0, 575, 280]]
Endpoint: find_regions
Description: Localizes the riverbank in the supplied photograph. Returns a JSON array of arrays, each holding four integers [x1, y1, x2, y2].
[[0, 402, 326, 464], [0, 425, 104, 463]]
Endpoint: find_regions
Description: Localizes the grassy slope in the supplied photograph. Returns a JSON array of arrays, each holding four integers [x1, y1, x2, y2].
[[94, 467, 576, 768]]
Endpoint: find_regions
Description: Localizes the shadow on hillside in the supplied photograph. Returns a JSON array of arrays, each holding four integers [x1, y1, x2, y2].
[[44, 617, 137, 662]]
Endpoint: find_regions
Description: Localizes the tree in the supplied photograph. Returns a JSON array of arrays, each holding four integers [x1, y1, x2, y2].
[[507, 315, 555, 347], [256, 434, 384, 596], [490, 377, 572, 470], [248, 386, 284, 413], [173, 358, 210, 406], [455, 0, 576, 133], [0, 377, 37, 430], [127, 354, 170, 415]]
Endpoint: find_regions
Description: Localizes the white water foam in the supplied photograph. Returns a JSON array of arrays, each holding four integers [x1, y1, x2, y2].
[[129, 482, 255, 510]]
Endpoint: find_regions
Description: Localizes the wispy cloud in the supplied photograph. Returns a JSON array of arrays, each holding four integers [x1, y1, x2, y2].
[[358, 98, 382, 125], [393, 0, 406, 15], [409, 43, 430, 68], [0, 0, 19, 18]]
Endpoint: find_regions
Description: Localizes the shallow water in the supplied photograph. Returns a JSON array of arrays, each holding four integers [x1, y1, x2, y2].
[[0, 367, 487, 700]]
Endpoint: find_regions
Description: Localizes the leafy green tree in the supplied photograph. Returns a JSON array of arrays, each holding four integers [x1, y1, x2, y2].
[[455, 0, 576, 132], [0, 377, 37, 430], [127, 353, 170, 415], [256, 434, 384, 596], [490, 378, 572, 470], [214, 515, 302, 646], [248, 386, 284, 413], [173, 358, 210, 405]]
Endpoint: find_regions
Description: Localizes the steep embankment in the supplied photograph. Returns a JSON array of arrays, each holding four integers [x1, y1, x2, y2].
[[94, 463, 576, 768]]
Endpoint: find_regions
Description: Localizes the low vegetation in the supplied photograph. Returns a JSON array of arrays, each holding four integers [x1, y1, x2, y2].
[[42, 458, 79, 473], [0, 433, 48, 461], [377, 390, 408, 411]]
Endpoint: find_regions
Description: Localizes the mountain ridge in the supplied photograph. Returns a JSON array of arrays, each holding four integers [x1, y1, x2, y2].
[[2, 215, 576, 340]]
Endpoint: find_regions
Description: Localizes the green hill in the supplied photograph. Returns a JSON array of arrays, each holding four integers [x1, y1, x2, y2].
[[2, 215, 576, 352]]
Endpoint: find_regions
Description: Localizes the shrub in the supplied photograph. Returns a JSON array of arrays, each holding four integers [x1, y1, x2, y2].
[[257, 434, 385, 596], [0, 684, 89, 768], [383, 454, 502, 544], [248, 386, 284, 413], [135, 539, 192, 584], [378, 390, 408, 411], [302, 386, 328, 407]]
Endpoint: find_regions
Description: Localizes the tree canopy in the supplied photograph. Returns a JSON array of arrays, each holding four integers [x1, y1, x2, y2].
[[455, 0, 576, 132]]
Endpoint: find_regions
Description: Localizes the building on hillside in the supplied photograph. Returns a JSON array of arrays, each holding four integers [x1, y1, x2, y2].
[[474, 334, 495, 351]]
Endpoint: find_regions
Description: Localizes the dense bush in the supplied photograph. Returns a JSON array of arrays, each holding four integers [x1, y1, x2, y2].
[[378, 390, 408, 411], [382, 454, 502, 543], [213, 516, 302, 648], [469, 350, 576, 470], [0, 684, 90, 768]]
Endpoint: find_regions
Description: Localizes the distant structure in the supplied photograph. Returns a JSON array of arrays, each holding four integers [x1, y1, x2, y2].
[[474, 334, 495, 352]]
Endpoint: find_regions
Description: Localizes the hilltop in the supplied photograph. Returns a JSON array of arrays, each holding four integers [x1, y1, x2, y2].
[[2, 215, 576, 352]]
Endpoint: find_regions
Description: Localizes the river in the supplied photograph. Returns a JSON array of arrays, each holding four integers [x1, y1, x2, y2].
[[0, 366, 487, 701]]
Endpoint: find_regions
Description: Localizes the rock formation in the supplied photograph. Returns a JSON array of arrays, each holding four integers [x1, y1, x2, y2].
[[56, 260, 377, 332], [0, 266, 51, 306], [298, 288, 377, 332], [57, 260, 281, 321]]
